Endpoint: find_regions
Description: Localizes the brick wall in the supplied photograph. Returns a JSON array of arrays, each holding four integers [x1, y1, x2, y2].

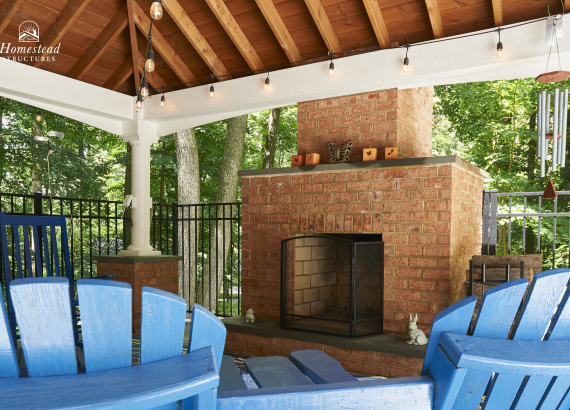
[[225, 330, 422, 377], [297, 87, 433, 163], [241, 160, 486, 336], [96, 259, 179, 332]]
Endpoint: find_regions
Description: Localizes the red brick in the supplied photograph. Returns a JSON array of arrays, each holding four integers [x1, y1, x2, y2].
[[391, 367, 420, 378], [312, 173, 335, 183], [351, 103, 374, 114], [376, 353, 404, 367], [338, 359, 362, 372], [340, 95, 362, 105], [409, 280, 437, 291], [323, 183, 346, 192], [362, 362, 389, 377], [350, 350, 376, 362], [384, 169, 409, 179], [324, 345, 350, 359]]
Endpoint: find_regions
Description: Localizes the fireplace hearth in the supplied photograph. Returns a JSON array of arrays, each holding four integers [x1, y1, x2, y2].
[[280, 234, 384, 338]]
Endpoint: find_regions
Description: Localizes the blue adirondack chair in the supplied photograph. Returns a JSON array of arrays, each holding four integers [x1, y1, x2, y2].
[[216, 267, 570, 410], [0, 212, 113, 345], [0, 277, 226, 409]]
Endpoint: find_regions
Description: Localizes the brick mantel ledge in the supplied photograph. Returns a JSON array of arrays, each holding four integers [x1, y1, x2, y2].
[[237, 155, 488, 179]]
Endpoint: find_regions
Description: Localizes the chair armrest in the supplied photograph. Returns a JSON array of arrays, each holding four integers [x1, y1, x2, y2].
[[440, 333, 570, 376], [217, 376, 433, 410], [0, 346, 218, 409]]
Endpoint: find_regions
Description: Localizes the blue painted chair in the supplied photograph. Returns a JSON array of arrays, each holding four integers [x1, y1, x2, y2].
[[0, 277, 225, 409], [216, 267, 570, 410], [0, 212, 112, 346]]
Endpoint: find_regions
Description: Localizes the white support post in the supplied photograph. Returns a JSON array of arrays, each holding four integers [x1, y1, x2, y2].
[[119, 140, 161, 257]]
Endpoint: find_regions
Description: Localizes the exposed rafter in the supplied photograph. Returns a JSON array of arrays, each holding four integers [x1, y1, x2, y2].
[[491, 0, 504, 27], [0, 0, 26, 36], [425, 0, 445, 39], [67, 5, 128, 80], [362, 0, 391, 49], [203, 0, 265, 72], [28, 0, 91, 68], [137, 52, 167, 91], [103, 58, 133, 91], [162, 0, 230, 78], [133, 2, 196, 86], [255, 0, 302, 63], [127, 0, 140, 90], [303, 0, 342, 53]]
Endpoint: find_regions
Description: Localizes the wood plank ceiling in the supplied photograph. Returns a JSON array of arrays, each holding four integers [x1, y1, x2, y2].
[[0, 0, 564, 96]]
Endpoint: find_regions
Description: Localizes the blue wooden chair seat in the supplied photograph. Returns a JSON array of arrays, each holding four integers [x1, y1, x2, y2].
[[0, 212, 113, 346], [0, 276, 227, 410], [217, 267, 570, 410]]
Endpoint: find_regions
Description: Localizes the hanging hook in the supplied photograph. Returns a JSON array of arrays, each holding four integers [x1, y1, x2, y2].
[[548, 0, 564, 19]]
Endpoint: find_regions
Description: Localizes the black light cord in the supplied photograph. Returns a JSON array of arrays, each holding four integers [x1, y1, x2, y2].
[[141, 16, 551, 96]]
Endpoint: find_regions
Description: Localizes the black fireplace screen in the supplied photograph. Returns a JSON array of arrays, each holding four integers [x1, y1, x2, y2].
[[280, 234, 384, 338]]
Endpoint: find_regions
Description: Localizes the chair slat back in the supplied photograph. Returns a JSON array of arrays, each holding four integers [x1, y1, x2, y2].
[[450, 278, 529, 410], [0, 283, 18, 378], [421, 296, 476, 375], [0, 213, 74, 338], [10, 277, 77, 377], [140, 287, 186, 365], [188, 303, 227, 372], [482, 268, 570, 410], [77, 279, 132, 372]]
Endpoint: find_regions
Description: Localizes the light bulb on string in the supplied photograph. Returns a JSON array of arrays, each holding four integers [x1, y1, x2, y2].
[[210, 73, 215, 97], [136, 95, 143, 112], [141, 79, 149, 98], [145, 49, 155, 72], [403, 45, 409, 72], [36, 109, 42, 122], [497, 28, 503, 58], [161, 94, 165, 106], [150, 0, 163, 20], [264, 69, 270, 90], [328, 51, 334, 75]]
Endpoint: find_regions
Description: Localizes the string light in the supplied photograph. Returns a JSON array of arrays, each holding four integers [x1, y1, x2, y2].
[[136, 95, 143, 112], [210, 74, 215, 97], [328, 51, 334, 76], [403, 45, 409, 72], [497, 28, 503, 58], [264, 69, 270, 90], [145, 49, 155, 72], [150, 0, 163, 20], [35, 109, 42, 122], [161, 93, 165, 106], [141, 79, 149, 98]]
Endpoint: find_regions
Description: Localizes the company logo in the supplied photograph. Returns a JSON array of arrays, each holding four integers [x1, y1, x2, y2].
[[0, 20, 60, 63], [19, 21, 39, 42]]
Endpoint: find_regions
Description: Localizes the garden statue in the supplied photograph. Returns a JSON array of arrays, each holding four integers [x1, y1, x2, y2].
[[245, 308, 255, 323], [406, 313, 428, 345]]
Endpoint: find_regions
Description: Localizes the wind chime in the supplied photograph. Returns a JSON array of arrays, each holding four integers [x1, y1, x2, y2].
[[536, 88, 568, 177], [536, 8, 570, 178]]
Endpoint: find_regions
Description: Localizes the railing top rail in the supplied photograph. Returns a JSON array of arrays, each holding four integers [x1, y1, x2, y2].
[[488, 191, 570, 197], [154, 202, 241, 207], [497, 212, 570, 217], [41, 196, 122, 205]]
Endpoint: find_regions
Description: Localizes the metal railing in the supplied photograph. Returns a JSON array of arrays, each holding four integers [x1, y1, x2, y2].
[[0, 192, 242, 318], [482, 189, 570, 268]]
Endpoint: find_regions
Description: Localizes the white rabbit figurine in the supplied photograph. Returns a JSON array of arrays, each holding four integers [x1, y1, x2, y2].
[[406, 313, 428, 345], [245, 308, 255, 323]]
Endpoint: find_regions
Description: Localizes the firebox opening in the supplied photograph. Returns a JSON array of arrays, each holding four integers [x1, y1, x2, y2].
[[280, 234, 384, 338]]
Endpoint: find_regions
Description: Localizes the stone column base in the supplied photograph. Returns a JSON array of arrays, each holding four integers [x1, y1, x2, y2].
[[93, 255, 182, 333]]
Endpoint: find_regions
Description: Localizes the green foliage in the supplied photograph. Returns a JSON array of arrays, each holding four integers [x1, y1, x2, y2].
[[434, 79, 570, 268]]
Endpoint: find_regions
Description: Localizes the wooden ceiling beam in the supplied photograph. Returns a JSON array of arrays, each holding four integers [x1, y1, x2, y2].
[[137, 52, 167, 91], [491, 0, 504, 27], [203, 0, 265, 72], [67, 5, 128, 80], [254, 0, 301, 63], [303, 0, 342, 53], [425, 0, 445, 39], [28, 0, 92, 68], [133, 2, 196, 86], [362, 0, 391, 49], [103, 58, 133, 91], [127, 0, 140, 90], [0, 0, 26, 36], [162, 0, 230, 78]]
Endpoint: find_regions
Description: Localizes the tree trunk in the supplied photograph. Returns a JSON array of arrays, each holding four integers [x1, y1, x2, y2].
[[262, 108, 280, 169], [124, 143, 132, 196], [528, 113, 536, 181], [203, 115, 248, 311], [175, 128, 200, 314]]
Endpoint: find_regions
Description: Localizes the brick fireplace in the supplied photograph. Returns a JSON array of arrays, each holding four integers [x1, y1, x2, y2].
[[224, 87, 487, 376]]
